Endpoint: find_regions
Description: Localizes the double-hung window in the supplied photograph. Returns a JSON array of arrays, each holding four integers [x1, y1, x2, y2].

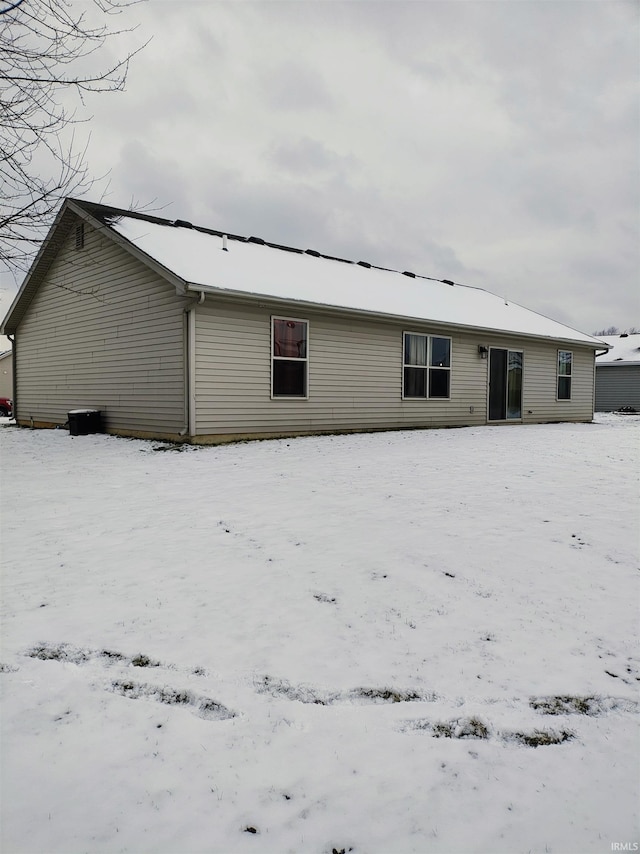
[[403, 333, 451, 398], [272, 317, 308, 397], [557, 350, 572, 400]]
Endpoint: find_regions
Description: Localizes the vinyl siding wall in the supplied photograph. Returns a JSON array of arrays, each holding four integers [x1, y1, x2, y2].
[[193, 299, 595, 439], [595, 364, 640, 411], [517, 340, 595, 422], [15, 219, 189, 437]]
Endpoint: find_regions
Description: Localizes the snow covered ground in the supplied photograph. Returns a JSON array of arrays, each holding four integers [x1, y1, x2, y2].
[[1, 415, 638, 854]]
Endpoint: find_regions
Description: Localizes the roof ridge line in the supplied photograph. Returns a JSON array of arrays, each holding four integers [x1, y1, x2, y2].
[[70, 198, 484, 291]]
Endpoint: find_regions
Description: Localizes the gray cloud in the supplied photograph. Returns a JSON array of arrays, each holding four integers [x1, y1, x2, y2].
[[267, 137, 357, 178], [259, 62, 335, 112], [8, 0, 636, 334]]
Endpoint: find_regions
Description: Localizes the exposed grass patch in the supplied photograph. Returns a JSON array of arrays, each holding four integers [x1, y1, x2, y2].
[[257, 675, 331, 704], [112, 680, 187, 704], [100, 649, 127, 662], [530, 695, 638, 715], [26, 643, 165, 670], [110, 680, 235, 721], [131, 654, 161, 668], [27, 643, 90, 663], [404, 719, 576, 746], [151, 443, 187, 452], [257, 676, 435, 706], [430, 717, 490, 740], [530, 695, 594, 715], [198, 697, 234, 720], [353, 687, 427, 704], [314, 593, 337, 604], [506, 729, 574, 747]]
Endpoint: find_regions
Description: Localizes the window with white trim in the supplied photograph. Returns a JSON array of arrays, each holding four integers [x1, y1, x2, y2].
[[403, 333, 451, 398], [557, 350, 572, 400], [272, 317, 308, 397]]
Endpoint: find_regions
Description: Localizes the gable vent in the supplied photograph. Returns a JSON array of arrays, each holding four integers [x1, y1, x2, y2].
[[75, 223, 85, 249]]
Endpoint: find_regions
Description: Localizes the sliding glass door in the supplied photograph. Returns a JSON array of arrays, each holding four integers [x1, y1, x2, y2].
[[489, 348, 523, 420]]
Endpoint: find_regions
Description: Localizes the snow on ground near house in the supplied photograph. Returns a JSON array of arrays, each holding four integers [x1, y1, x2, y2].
[[1, 416, 638, 854]]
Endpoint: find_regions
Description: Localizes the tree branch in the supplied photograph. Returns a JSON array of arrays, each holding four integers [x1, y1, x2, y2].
[[0, 0, 145, 278]]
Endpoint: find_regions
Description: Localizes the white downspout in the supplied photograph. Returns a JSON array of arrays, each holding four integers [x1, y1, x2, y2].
[[593, 348, 609, 420], [181, 292, 204, 438], [188, 304, 197, 437]]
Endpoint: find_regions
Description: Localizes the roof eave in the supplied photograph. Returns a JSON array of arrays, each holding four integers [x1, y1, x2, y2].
[[185, 283, 605, 349]]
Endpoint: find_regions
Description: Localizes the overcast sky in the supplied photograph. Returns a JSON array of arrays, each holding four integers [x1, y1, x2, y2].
[[4, 0, 639, 336]]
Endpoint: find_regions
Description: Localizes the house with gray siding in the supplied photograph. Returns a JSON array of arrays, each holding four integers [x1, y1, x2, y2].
[[1, 198, 608, 443], [595, 334, 640, 412], [0, 335, 12, 399]]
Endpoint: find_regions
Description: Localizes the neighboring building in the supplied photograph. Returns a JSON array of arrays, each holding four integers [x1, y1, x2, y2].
[[0, 198, 608, 443], [0, 350, 12, 399], [0, 334, 12, 398], [595, 334, 640, 412]]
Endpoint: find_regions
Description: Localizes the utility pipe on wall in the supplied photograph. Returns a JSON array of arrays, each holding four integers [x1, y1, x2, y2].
[[187, 305, 197, 436], [8, 333, 16, 420], [181, 292, 205, 438]]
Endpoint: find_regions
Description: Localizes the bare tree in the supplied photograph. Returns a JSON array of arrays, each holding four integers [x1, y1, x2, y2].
[[0, 0, 146, 278], [594, 326, 640, 336]]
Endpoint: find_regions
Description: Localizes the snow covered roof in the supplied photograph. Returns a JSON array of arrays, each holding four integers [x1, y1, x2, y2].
[[1, 199, 608, 348], [595, 334, 640, 365], [104, 212, 602, 347]]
